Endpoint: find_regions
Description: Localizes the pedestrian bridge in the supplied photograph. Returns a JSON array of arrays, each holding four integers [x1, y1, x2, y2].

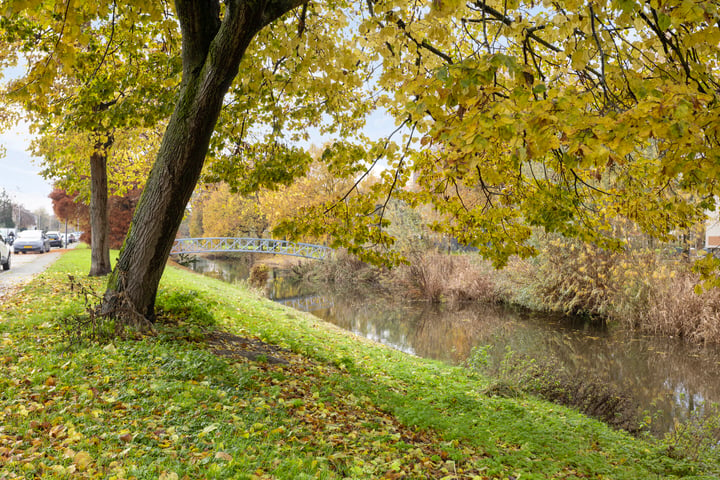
[[170, 237, 333, 260]]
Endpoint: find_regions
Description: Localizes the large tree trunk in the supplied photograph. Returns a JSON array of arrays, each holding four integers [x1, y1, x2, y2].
[[88, 143, 112, 276], [101, 0, 305, 324]]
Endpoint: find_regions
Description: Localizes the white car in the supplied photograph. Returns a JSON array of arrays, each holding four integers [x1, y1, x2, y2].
[[0, 233, 11, 271]]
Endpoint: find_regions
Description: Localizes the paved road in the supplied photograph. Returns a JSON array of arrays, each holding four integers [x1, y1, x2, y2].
[[0, 249, 64, 301]]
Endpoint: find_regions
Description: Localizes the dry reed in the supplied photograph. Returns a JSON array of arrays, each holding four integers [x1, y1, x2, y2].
[[640, 271, 720, 345], [390, 251, 499, 303], [495, 238, 720, 345]]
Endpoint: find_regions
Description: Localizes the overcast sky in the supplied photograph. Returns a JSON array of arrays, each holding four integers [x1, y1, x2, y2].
[[0, 120, 54, 213], [1, 60, 55, 214]]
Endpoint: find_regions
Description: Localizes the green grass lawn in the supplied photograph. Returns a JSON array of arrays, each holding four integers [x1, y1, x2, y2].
[[0, 247, 715, 479]]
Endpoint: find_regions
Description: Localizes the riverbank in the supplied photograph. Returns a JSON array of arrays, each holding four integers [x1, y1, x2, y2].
[[188, 253, 720, 436], [1, 248, 717, 479], [290, 245, 720, 346]]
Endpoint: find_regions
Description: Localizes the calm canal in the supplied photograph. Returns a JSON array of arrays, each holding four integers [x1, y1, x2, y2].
[[190, 255, 720, 433]]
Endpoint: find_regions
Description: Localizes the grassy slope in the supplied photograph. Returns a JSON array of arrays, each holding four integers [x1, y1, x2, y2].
[[0, 248, 714, 479]]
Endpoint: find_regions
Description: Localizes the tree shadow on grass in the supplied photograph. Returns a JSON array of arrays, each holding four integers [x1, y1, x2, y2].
[[204, 330, 290, 365]]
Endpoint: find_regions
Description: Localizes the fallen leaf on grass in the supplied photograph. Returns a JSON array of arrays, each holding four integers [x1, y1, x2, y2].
[[73, 450, 92, 471], [50, 464, 67, 475], [215, 451, 233, 461]]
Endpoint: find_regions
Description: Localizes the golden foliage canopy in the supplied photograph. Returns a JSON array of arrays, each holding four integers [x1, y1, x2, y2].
[[3, 0, 720, 267]]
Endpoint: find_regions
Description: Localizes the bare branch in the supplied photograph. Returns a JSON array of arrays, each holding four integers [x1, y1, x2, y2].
[[85, 1, 118, 87], [467, 2, 561, 53], [376, 122, 417, 229], [324, 117, 411, 214]]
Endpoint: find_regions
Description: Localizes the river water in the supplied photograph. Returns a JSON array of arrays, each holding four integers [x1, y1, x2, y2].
[[190, 255, 720, 433]]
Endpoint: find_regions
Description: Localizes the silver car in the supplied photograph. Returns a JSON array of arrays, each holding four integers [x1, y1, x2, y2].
[[13, 230, 51, 254]]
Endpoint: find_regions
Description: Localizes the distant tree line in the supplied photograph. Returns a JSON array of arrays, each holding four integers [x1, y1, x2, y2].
[[0, 188, 40, 230], [0, 189, 13, 228]]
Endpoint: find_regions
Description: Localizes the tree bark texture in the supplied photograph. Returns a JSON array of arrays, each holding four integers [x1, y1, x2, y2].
[[89, 147, 111, 276], [102, 0, 306, 322]]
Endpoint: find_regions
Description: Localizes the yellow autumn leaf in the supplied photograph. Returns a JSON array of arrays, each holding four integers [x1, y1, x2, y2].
[[73, 450, 92, 471], [50, 465, 66, 475]]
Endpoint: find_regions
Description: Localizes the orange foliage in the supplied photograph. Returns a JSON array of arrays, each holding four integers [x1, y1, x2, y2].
[[49, 187, 141, 249]]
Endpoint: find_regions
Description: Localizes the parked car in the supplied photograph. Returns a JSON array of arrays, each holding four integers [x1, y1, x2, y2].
[[60, 232, 77, 245], [46, 230, 64, 248], [0, 233, 11, 270], [0, 228, 16, 245], [13, 230, 51, 254]]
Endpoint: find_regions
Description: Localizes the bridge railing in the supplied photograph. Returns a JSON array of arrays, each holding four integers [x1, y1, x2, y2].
[[170, 237, 333, 260]]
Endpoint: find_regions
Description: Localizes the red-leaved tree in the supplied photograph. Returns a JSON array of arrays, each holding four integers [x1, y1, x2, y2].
[[49, 188, 142, 249]]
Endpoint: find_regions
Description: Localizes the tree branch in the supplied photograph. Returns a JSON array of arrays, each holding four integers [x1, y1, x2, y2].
[[376, 122, 417, 230], [296, 3, 307, 38], [324, 118, 410, 214], [175, 0, 221, 77], [467, 2, 561, 53], [85, 1, 117, 87], [588, 5, 609, 102], [638, 8, 703, 93]]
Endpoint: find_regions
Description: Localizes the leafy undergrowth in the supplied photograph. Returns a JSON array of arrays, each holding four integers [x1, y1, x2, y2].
[[0, 248, 716, 479]]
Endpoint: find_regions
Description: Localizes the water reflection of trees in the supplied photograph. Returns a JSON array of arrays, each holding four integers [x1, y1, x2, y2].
[[512, 325, 720, 431], [267, 274, 322, 301], [311, 297, 421, 355], [313, 294, 720, 433], [190, 255, 254, 284]]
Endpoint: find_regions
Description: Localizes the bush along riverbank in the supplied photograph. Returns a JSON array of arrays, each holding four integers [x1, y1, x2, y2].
[[292, 240, 720, 346], [1, 248, 718, 479]]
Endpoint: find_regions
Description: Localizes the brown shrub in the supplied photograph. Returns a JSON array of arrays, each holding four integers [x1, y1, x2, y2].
[[640, 271, 720, 345], [249, 264, 270, 287], [294, 249, 384, 287], [391, 251, 499, 303], [290, 248, 498, 304], [494, 237, 720, 345]]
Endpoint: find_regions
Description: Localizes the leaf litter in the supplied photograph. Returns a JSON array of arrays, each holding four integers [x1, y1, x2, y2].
[[1, 252, 710, 479], [200, 328, 492, 479], [0, 299, 492, 479]]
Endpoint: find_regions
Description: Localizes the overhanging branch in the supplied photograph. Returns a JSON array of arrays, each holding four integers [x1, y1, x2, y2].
[[467, 2, 561, 53]]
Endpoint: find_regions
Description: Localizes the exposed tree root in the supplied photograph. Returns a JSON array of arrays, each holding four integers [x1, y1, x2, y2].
[[99, 268, 158, 335], [99, 289, 157, 336]]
